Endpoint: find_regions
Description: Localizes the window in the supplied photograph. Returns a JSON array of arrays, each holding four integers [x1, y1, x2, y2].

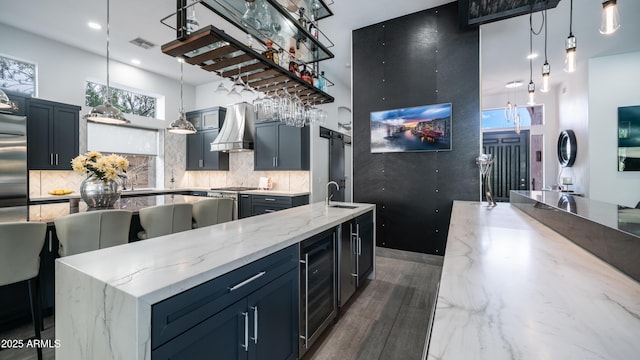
[[0, 54, 37, 96], [85, 81, 157, 118]]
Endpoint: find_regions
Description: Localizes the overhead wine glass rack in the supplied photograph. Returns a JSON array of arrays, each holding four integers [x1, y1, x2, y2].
[[161, 0, 335, 105]]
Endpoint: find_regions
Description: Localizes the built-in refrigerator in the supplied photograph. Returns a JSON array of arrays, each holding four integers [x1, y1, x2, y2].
[[0, 113, 27, 207]]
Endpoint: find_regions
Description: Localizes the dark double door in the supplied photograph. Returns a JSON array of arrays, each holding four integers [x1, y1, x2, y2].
[[482, 130, 530, 202]]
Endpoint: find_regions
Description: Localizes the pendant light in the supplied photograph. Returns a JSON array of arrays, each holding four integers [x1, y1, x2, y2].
[[527, 13, 535, 106], [599, 0, 621, 35], [167, 59, 197, 134], [84, 0, 130, 125], [541, 8, 550, 93], [564, 0, 577, 73]]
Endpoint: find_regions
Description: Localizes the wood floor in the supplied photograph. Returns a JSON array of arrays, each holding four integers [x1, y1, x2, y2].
[[0, 247, 442, 360], [305, 247, 443, 360]]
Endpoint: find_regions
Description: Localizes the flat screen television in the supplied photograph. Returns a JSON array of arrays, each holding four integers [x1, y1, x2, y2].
[[618, 105, 640, 171], [370, 103, 452, 153]]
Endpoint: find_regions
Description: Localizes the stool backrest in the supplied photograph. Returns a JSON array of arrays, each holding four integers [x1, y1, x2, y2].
[[0, 222, 47, 286], [192, 198, 234, 228], [138, 203, 193, 239], [54, 210, 132, 257]]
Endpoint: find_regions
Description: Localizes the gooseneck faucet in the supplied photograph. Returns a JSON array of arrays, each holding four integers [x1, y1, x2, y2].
[[326, 181, 339, 206]]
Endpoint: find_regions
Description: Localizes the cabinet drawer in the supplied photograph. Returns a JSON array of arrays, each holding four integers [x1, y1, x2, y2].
[[151, 244, 298, 349], [252, 203, 289, 216], [251, 195, 293, 206]]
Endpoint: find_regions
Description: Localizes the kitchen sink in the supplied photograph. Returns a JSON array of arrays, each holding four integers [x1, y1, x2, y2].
[[329, 204, 359, 209]]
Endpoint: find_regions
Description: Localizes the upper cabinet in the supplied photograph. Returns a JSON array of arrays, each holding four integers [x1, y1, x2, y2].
[[27, 98, 80, 171], [161, 0, 334, 105], [185, 107, 230, 171], [254, 121, 309, 171], [186, 106, 226, 130]]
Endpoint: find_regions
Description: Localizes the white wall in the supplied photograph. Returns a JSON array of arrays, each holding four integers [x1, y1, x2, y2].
[[588, 51, 640, 207]]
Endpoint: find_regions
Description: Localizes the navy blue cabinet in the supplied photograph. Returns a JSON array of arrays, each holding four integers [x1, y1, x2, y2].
[[254, 122, 309, 171], [27, 99, 80, 170], [186, 130, 229, 170], [239, 193, 252, 219], [250, 194, 309, 217], [151, 245, 299, 360]]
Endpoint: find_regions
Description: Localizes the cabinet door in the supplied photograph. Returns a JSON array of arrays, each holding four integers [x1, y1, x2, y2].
[[254, 123, 277, 170], [277, 124, 308, 170], [152, 299, 249, 360], [203, 129, 229, 170], [27, 102, 54, 170], [239, 194, 252, 219], [202, 108, 223, 129], [356, 212, 374, 286], [248, 269, 298, 360], [186, 132, 204, 170], [52, 106, 79, 169]]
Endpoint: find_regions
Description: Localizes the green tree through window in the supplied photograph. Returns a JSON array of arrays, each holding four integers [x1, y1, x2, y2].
[[85, 81, 156, 118]]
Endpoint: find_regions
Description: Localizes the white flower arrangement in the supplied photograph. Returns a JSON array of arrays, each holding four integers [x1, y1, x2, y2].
[[71, 151, 129, 182]]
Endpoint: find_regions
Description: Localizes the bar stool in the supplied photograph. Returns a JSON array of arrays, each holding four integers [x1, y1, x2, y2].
[[137, 203, 193, 240], [54, 210, 132, 257], [192, 198, 234, 228], [0, 222, 47, 360]]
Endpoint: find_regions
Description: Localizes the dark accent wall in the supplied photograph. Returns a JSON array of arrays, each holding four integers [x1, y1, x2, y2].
[[353, 2, 480, 255]]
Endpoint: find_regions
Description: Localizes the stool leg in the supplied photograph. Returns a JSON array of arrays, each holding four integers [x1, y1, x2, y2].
[[37, 277, 44, 331], [28, 278, 43, 360]]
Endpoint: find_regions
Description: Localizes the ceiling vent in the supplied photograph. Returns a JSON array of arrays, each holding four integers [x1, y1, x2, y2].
[[129, 37, 156, 49]]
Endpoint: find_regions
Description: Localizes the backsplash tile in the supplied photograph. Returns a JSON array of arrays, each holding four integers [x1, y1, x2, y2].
[[30, 170, 83, 197]]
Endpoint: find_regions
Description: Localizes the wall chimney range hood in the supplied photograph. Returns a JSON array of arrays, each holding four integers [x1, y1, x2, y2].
[[210, 102, 255, 152]]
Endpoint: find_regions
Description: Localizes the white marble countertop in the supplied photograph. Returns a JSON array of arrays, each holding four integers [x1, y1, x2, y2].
[[55, 201, 374, 359], [427, 201, 640, 359]]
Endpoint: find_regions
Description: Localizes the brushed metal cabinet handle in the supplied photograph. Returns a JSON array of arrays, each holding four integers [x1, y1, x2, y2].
[[229, 271, 266, 291], [242, 311, 249, 351], [251, 306, 258, 344]]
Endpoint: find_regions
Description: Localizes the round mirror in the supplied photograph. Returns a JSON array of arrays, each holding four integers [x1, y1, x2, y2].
[[557, 130, 577, 167]]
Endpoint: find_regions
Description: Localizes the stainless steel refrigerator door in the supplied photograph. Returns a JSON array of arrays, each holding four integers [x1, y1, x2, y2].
[[0, 114, 27, 207]]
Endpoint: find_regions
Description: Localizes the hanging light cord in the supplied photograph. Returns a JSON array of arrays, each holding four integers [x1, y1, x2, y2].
[[569, 0, 573, 36], [544, 8, 548, 62], [106, 0, 111, 104], [180, 62, 184, 112], [529, 14, 533, 82]]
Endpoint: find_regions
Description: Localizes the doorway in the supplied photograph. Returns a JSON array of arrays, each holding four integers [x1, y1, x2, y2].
[[482, 130, 530, 202], [320, 127, 351, 202]]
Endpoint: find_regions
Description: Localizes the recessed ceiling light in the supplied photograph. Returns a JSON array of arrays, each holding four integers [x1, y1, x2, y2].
[[88, 22, 102, 30], [131, 59, 141, 65], [505, 81, 523, 88], [527, 53, 538, 60], [177, 57, 185, 63]]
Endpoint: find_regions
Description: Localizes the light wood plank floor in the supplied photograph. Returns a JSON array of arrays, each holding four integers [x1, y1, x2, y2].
[[0, 247, 442, 360], [305, 247, 443, 360]]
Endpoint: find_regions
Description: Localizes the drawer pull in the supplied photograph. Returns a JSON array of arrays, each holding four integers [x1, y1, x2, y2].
[[264, 209, 276, 213], [229, 271, 266, 292], [264, 198, 276, 201]]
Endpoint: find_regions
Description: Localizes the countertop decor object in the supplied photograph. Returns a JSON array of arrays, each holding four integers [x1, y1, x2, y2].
[[72, 151, 129, 208]]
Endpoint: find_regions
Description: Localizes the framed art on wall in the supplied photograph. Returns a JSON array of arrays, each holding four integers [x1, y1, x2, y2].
[[370, 103, 452, 153]]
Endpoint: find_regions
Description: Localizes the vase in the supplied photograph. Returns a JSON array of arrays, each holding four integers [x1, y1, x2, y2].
[[80, 174, 121, 208]]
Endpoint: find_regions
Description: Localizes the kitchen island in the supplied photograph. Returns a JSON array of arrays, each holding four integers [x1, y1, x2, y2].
[[427, 201, 640, 359], [55, 201, 375, 359]]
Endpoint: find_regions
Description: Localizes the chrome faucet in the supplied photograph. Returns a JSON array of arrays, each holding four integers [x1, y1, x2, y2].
[[326, 181, 339, 206]]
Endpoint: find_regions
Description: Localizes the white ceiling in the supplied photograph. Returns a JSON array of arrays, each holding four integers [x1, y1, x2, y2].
[[0, 0, 638, 97]]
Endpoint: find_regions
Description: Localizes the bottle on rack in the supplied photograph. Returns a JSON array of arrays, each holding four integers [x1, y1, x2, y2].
[[318, 70, 327, 92], [262, 39, 278, 64], [277, 48, 287, 68], [300, 64, 313, 84], [308, 15, 318, 39], [312, 70, 319, 88], [288, 47, 299, 76], [297, 8, 307, 28]]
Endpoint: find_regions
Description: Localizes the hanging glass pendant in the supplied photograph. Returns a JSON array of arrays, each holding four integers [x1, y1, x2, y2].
[[599, 0, 621, 35]]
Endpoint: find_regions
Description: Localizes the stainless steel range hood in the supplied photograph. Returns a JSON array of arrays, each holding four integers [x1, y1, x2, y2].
[[210, 102, 255, 152]]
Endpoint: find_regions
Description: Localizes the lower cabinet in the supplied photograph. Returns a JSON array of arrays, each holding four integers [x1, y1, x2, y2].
[[239, 194, 252, 219], [249, 194, 309, 217], [339, 211, 374, 308], [151, 245, 299, 360]]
